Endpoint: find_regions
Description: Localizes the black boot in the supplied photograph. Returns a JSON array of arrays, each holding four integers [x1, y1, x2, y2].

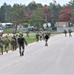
[[22, 52, 24, 56]]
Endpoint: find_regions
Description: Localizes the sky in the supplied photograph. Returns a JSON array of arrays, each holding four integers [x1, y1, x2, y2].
[[0, 0, 70, 6]]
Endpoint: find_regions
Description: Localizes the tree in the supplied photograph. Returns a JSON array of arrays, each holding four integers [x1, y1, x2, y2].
[[67, 0, 74, 25], [42, 4, 51, 22], [70, 9, 74, 24], [30, 7, 44, 28], [27, 1, 37, 11], [59, 6, 71, 22], [9, 4, 27, 31], [49, 0, 62, 27], [0, 3, 12, 22], [67, 0, 74, 9]]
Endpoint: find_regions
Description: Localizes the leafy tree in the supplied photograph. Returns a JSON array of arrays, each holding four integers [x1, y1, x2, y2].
[[0, 3, 12, 22], [59, 6, 71, 22], [11, 4, 26, 23], [37, 3, 43, 8], [49, 1, 62, 23], [67, 0, 74, 25], [26, 1, 37, 11], [67, 0, 74, 9], [42, 4, 51, 22], [9, 4, 27, 31], [70, 9, 74, 24], [30, 7, 44, 28]]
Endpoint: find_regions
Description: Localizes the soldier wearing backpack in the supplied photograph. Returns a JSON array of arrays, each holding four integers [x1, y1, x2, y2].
[[68, 29, 72, 37], [10, 35, 17, 51], [0, 37, 4, 55], [4, 35, 10, 53], [64, 29, 67, 37]]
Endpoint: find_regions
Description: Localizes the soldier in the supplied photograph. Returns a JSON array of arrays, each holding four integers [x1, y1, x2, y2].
[[44, 33, 49, 46], [26, 30, 29, 37], [39, 32, 42, 41], [10, 35, 17, 51], [68, 29, 72, 37], [4, 35, 10, 53], [64, 29, 67, 37], [0, 37, 4, 55], [17, 32, 28, 56], [36, 32, 40, 42]]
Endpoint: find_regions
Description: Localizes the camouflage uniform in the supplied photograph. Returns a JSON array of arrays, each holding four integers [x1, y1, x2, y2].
[[36, 32, 40, 42], [0, 37, 4, 55], [4, 36, 10, 53], [10, 36, 17, 51], [68, 29, 72, 37], [39, 32, 42, 41], [64, 30, 67, 37]]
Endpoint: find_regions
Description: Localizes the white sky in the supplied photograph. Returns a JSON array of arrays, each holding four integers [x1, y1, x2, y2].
[[0, 0, 70, 6]]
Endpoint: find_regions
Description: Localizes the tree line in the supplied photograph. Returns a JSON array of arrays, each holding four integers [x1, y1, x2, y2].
[[0, 0, 74, 28]]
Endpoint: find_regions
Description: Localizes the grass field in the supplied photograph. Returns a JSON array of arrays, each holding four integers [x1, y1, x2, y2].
[[26, 37, 36, 44]]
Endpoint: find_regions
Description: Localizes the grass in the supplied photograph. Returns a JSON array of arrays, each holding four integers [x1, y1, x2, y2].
[[25, 37, 36, 44]]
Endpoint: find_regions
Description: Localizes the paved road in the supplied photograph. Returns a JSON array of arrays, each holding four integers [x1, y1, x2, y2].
[[0, 33, 74, 74]]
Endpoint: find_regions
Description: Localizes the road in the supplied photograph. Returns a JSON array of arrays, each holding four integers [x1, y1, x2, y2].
[[0, 33, 74, 74]]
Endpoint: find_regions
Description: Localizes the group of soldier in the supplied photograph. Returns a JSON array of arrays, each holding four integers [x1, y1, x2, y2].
[[0, 31, 51, 56], [0, 32, 28, 56], [36, 31, 51, 46], [64, 29, 72, 37], [0, 35, 10, 55], [0, 29, 73, 56]]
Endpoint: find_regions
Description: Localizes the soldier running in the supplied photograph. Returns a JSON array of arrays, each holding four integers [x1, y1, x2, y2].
[[44, 33, 49, 46], [68, 29, 72, 37], [64, 29, 67, 37]]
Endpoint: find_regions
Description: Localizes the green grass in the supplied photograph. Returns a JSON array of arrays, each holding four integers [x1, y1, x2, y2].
[[25, 36, 36, 44]]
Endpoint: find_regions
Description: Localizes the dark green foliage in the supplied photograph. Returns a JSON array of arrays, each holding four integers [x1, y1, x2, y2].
[[0, 0, 74, 28]]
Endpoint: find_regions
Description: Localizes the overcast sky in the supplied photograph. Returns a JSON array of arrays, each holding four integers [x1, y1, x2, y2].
[[0, 0, 70, 6]]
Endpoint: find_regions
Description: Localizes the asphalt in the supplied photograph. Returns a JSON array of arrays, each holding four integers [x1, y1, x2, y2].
[[0, 33, 74, 74]]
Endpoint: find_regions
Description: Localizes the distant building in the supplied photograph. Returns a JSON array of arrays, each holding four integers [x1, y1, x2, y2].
[[55, 22, 74, 32], [55, 22, 68, 27]]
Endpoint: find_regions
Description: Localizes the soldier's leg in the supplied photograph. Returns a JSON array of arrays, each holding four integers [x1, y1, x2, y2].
[[21, 45, 24, 56], [11, 44, 14, 51], [5, 45, 8, 53], [65, 33, 66, 37], [13, 43, 16, 50], [1, 47, 3, 55], [45, 39, 46, 46], [19, 45, 22, 56], [70, 33, 72, 37], [45, 39, 48, 46], [13, 44, 16, 51], [14, 43, 17, 50]]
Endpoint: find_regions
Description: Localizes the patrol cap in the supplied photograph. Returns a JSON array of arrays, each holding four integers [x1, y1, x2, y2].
[[19, 32, 23, 34], [19, 32, 23, 36]]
